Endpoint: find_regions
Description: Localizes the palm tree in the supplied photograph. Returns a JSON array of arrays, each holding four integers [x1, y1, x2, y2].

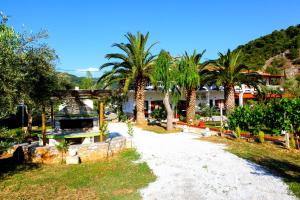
[[209, 49, 248, 113], [98, 32, 157, 125], [151, 50, 177, 130], [178, 50, 206, 122]]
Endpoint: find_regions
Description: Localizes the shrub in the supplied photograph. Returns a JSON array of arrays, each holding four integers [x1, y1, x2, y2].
[[235, 126, 241, 139], [195, 114, 201, 120], [179, 115, 186, 122], [118, 112, 127, 122], [55, 140, 68, 163], [126, 120, 134, 136], [151, 108, 166, 121], [258, 131, 265, 143]]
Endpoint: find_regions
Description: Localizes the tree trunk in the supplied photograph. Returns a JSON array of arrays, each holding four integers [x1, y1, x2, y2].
[[135, 78, 146, 125], [27, 110, 33, 134], [163, 91, 174, 131], [186, 88, 197, 123], [224, 85, 235, 114]]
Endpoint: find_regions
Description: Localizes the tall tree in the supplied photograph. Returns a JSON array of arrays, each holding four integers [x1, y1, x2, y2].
[[20, 45, 65, 133], [81, 71, 95, 89], [178, 50, 205, 122], [151, 50, 177, 130], [99, 32, 157, 125], [0, 15, 22, 118], [209, 49, 248, 113]]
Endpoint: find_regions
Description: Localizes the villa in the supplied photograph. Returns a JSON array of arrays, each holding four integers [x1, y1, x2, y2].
[[122, 71, 285, 117]]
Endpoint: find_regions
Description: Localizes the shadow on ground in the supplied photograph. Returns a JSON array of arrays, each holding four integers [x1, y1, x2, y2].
[[0, 146, 40, 179]]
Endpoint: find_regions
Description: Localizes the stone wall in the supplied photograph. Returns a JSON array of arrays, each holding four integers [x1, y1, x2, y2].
[[10, 136, 133, 164]]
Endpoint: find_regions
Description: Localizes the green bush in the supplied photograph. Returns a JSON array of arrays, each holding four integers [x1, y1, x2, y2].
[[179, 115, 186, 122], [229, 98, 300, 135], [0, 128, 27, 154], [258, 131, 265, 143], [195, 114, 201, 120], [151, 108, 166, 121], [118, 112, 128, 122]]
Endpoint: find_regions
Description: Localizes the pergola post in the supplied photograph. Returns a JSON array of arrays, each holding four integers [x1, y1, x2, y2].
[[99, 101, 104, 142], [42, 107, 46, 146]]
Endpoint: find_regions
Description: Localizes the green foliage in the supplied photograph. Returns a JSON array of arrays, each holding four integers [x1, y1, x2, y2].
[[258, 131, 265, 143], [271, 57, 287, 67], [229, 98, 300, 135], [235, 126, 241, 139], [199, 105, 218, 117], [151, 50, 174, 92], [288, 48, 299, 60], [0, 128, 28, 154], [150, 108, 167, 121], [0, 14, 70, 119], [179, 115, 186, 122], [265, 66, 283, 75], [55, 140, 68, 163], [100, 122, 109, 137], [177, 50, 205, 90], [292, 58, 300, 65], [126, 120, 134, 136], [235, 24, 300, 69], [80, 71, 96, 89], [195, 114, 201, 120], [118, 112, 128, 122], [98, 32, 157, 93]]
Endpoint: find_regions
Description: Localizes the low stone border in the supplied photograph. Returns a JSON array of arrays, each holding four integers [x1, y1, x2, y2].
[[5, 136, 134, 164]]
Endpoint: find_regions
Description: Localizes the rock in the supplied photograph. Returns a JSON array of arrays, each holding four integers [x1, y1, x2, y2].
[[68, 149, 77, 156], [66, 155, 80, 164]]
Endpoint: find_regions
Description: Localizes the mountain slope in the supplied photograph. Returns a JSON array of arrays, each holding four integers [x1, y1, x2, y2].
[[234, 24, 300, 70]]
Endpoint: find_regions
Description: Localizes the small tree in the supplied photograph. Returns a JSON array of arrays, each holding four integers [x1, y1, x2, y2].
[[151, 50, 177, 130], [235, 126, 241, 139], [126, 120, 134, 136], [258, 131, 265, 143], [56, 140, 68, 163]]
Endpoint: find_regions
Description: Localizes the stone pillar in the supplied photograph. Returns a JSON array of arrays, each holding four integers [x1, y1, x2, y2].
[[148, 100, 152, 116], [206, 89, 210, 107], [239, 92, 244, 106]]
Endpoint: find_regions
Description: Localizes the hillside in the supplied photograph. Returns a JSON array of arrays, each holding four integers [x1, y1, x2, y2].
[[235, 24, 300, 71], [58, 72, 98, 88]]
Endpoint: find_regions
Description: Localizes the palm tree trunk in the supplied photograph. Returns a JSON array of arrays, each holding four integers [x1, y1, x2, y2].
[[135, 78, 146, 125], [163, 91, 173, 131], [186, 88, 197, 123], [224, 85, 235, 113]]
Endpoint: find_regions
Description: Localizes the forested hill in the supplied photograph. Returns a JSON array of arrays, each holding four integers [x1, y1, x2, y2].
[[58, 72, 98, 88], [234, 24, 300, 70]]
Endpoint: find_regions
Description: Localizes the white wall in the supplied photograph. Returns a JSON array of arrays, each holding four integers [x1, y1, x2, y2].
[[123, 90, 225, 114]]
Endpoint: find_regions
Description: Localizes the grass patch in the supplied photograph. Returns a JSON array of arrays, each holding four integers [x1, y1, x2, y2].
[[0, 149, 156, 200], [137, 124, 182, 134], [201, 136, 300, 199]]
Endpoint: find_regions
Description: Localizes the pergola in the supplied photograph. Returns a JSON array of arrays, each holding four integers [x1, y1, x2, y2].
[[41, 89, 112, 145]]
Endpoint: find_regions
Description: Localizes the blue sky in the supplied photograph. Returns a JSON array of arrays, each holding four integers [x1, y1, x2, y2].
[[2, 0, 300, 77]]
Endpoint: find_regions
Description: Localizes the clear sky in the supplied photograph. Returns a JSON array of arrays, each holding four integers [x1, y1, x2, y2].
[[1, 0, 300, 77]]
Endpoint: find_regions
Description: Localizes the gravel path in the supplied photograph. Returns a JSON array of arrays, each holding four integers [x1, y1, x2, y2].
[[108, 123, 296, 200]]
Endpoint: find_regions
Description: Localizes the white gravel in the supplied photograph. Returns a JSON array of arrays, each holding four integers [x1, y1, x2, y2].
[[108, 123, 296, 200]]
